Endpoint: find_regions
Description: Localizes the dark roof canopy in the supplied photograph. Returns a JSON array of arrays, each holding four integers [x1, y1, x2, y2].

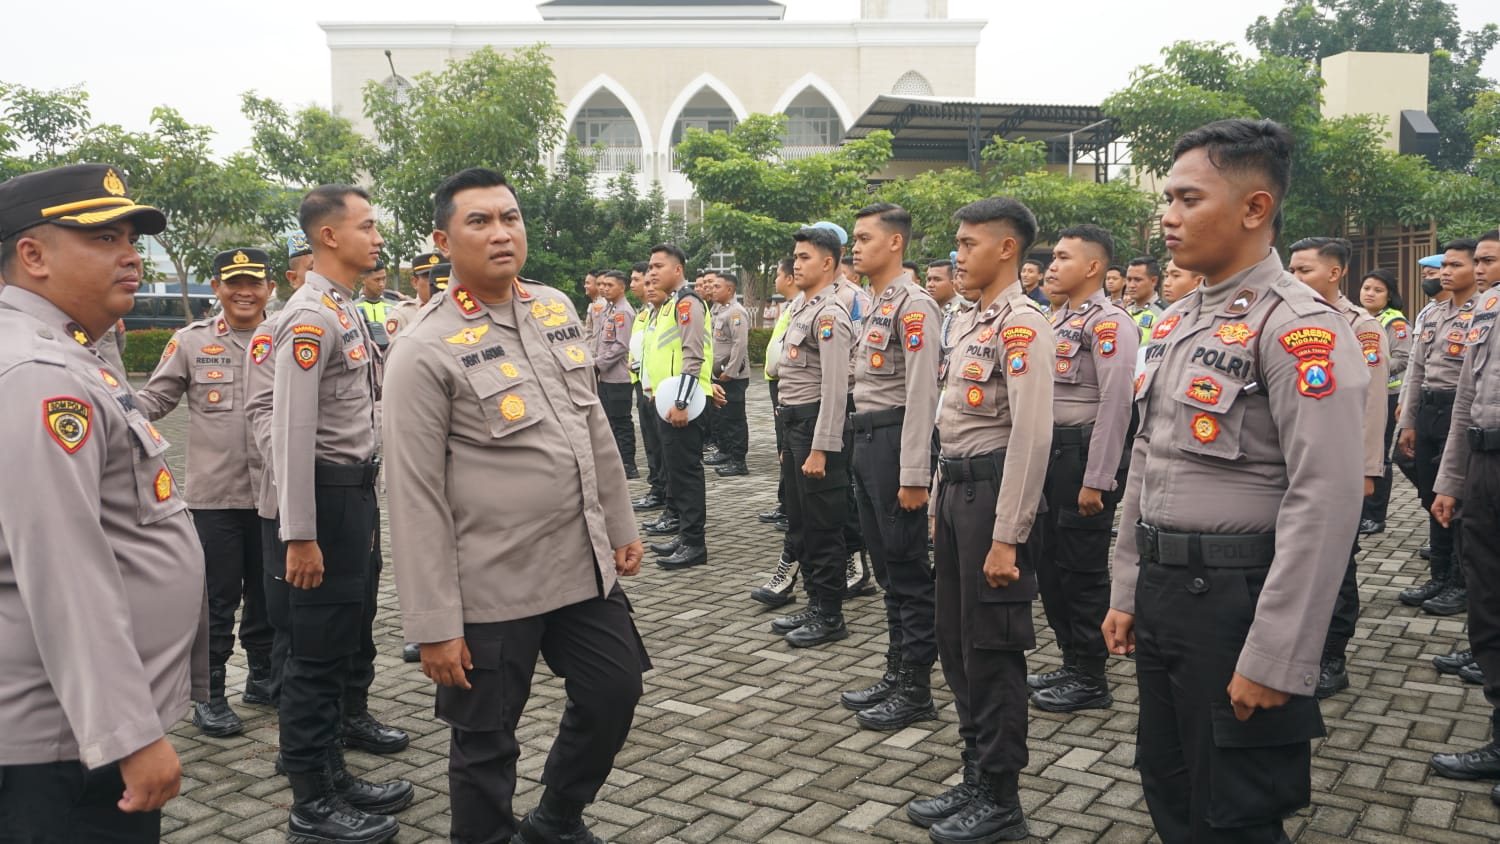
[[846, 96, 1121, 178]]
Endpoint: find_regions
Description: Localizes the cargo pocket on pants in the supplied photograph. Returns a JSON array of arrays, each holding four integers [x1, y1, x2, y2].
[[288, 575, 365, 661], [1206, 698, 1323, 829], [973, 567, 1037, 651], [436, 637, 508, 732]]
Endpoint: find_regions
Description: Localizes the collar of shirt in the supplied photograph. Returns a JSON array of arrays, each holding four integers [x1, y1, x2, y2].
[[303, 270, 356, 303], [1200, 249, 1282, 317], [0, 285, 91, 347]]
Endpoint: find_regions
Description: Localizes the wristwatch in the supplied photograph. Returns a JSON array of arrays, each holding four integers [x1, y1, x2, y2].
[[674, 399, 689, 410]]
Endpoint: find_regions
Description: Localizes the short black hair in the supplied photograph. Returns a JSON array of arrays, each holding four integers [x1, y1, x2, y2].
[[299, 184, 372, 235], [856, 202, 913, 249], [794, 226, 842, 260], [591, 268, 608, 277], [651, 243, 686, 267], [599, 269, 627, 283], [1127, 256, 1161, 280], [1442, 238, 1479, 258], [1171, 118, 1294, 207], [364, 259, 386, 273], [1361, 268, 1403, 312], [1478, 229, 1499, 244], [1021, 258, 1046, 273], [718, 271, 739, 289], [952, 197, 1038, 256], [1106, 264, 1125, 275], [927, 258, 953, 271], [632, 261, 649, 274], [841, 255, 855, 266], [778, 257, 795, 276], [1288, 236, 1352, 269], [431, 168, 517, 231], [1056, 224, 1116, 265], [902, 260, 920, 275]]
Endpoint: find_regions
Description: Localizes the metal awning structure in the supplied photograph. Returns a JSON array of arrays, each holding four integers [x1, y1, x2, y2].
[[845, 95, 1122, 181]]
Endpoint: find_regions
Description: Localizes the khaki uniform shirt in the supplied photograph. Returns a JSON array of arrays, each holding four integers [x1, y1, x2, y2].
[[852, 276, 942, 487], [1399, 295, 1478, 428], [134, 315, 264, 509], [937, 283, 1054, 544], [245, 313, 280, 520], [584, 296, 607, 346], [99, 321, 127, 374], [1435, 289, 1500, 497], [594, 298, 635, 384], [383, 299, 422, 351], [0, 286, 205, 768], [1051, 290, 1140, 490], [1110, 252, 1367, 695], [382, 279, 638, 642], [712, 301, 751, 380], [776, 284, 854, 452], [1335, 296, 1392, 478], [271, 272, 380, 541]]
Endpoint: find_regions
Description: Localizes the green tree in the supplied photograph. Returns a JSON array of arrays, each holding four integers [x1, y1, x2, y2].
[[241, 93, 374, 187], [1247, 0, 1499, 170], [675, 113, 892, 304], [362, 46, 565, 267], [0, 83, 92, 179], [71, 108, 284, 316]]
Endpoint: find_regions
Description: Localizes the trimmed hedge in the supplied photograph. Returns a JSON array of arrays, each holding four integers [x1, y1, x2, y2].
[[123, 329, 175, 375], [748, 327, 772, 366]]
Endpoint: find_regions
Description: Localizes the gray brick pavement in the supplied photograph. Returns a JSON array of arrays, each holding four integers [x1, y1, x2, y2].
[[142, 374, 1498, 842]]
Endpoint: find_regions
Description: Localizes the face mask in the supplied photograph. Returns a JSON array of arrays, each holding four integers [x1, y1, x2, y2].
[[1422, 276, 1444, 297]]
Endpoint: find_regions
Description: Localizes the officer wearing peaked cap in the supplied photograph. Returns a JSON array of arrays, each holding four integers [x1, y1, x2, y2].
[[0, 163, 207, 841], [385, 250, 442, 351], [135, 247, 275, 738]]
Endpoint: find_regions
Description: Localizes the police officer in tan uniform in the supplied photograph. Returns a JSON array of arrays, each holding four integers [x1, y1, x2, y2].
[[767, 226, 857, 648], [1103, 119, 1367, 844], [270, 185, 412, 844], [839, 203, 943, 731], [1430, 229, 1500, 790], [709, 272, 752, 476], [593, 269, 638, 478], [136, 247, 274, 738], [906, 197, 1052, 842], [385, 250, 441, 348], [1287, 236, 1390, 698], [383, 167, 648, 844], [0, 163, 205, 842], [1026, 224, 1139, 714], [1397, 238, 1481, 616]]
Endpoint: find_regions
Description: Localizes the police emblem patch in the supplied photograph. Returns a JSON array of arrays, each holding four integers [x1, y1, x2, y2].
[[677, 300, 694, 326], [1358, 330, 1382, 367], [154, 468, 172, 502], [1153, 315, 1181, 340], [966, 386, 984, 407], [1185, 376, 1223, 406], [500, 362, 519, 378], [870, 352, 885, 369], [1001, 326, 1036, 347], [293, 338, 320, 370], [1214, 323, 1256, 346], [201, 344, 226, 356], [978, 327, 995, 343], [206, 389, 222, 404], [1279, 327, 1337, 399], [161, 339, 178, 360], [902, 312, 925, 351], [818, 315, 835, 341], [962, 361, 984, 381], [1006, 348, 1028, 376], [444, 325, 490, 346], [500, 394, 526, 421], [880, 303, 895, 316], [788, 346, 800, 360], [386, 319, 400, 335], [348, 344, 367, 362], [251, 334, 272, 365], [1056, 358, 1072, 374], [43, 397, 92, 454], [566, 345, 586, 363], [1057, 341, 1073, 357], [99, 369, 120, 389], [204, 370, 224, 380], [1191, 413, 1220, 444]]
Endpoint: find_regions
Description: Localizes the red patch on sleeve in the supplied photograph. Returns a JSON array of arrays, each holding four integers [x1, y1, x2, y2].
[[677, 299, 693, 325], [902, 312, 925, 351], [293, 338, 320, 370], [1278, 327, 1337, 399]]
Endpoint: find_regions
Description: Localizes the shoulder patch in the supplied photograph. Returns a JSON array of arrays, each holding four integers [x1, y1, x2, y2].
[[293, 338, 320, 370], [1152, 315, 1181, 340], [677, 299, 694, 325], [161, 338, 178, 360], [43, 397, 92, 454], [1279, 326, 1337, 399], [291, 323, 324, 337], [1358, 330, 1383, 367], [818, 314, 836, 341], [453, 286, 482, 316], [902, 311, 925, 351], [1002, 326, 1036, 348], [251, 333, 272, 365]]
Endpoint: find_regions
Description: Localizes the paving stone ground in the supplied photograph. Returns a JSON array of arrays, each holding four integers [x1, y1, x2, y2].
[[143, 373, 1500, 843]]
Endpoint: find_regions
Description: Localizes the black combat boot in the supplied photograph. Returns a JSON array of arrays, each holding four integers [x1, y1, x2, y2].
[[1434, 649, 1476, 675], [1030, 663, 1113, 713], [843, 551, 876, 599], [927, 770, 1028, 843], [1401, 557, 1448, 606], [1025, 661, 1079, 692], [193, 665, 245, 737], [1459, 661, 1487, 685], [286, 769, 399, 844], [857, 662, 938, 731], [1316, 656, 1350, 699], [243, 649, 275, 705], [340, 709, 410, 755], [512, 789, 605, 844], [750, 552, 800, 608], [841, 647, 901, 711], [327, 747, 414, 815], [784, 611, 848, 648], [1423, 562, 1468, 616], [770, 599, 822, 634], [907, 750, 980, 828], [715, 460, 749, 476]]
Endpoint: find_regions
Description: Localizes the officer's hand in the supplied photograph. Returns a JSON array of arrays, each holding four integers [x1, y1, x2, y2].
[[897, 486, 929, 511], [117, 737, 181, 813], [421, 638, 473, 690], [1102, 609, 1135, 656], [667, 405, 689, 428], [1364, 477, 1376, 498], [1077, 487, 1105, 517], [285, 540, 324, 590], [616, 540, 643, 576], [802, 449, 827, 479], [982, 541, 1020, 588], [711, 384, 727, 407], [1433, 495, 1459, 528], [1398, 428, 1417, 459], [1227, 672, 1290, 721]]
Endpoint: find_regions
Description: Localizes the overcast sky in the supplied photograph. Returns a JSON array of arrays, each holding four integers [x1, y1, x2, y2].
[[3, 0, 1497, 157]]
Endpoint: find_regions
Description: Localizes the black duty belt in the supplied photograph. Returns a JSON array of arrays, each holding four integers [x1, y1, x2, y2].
[[938, 449, 1006, 483], [315, 461, 381, 488], [849, 406, 905, 433], [1136, 522, 1275, 569], [1052, 423, 1094, 447], [777, 401, 821, 424], [1422, 389, 1457, 408], [1469, 427, 1500, 452]]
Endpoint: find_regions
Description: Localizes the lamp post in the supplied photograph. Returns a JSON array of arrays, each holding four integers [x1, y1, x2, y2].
[[385, 49, 405, 295]]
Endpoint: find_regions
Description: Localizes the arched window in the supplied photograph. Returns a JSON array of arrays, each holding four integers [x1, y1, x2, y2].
[[783, 88, 844, 148], [671, 88, 738, 147], [381, 74, 413, 106], [891, 71, 934, 97], [570, 88, 643, 171]]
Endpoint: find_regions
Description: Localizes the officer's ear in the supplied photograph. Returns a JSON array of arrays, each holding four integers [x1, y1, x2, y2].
[[432, 229, 451, 257]]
